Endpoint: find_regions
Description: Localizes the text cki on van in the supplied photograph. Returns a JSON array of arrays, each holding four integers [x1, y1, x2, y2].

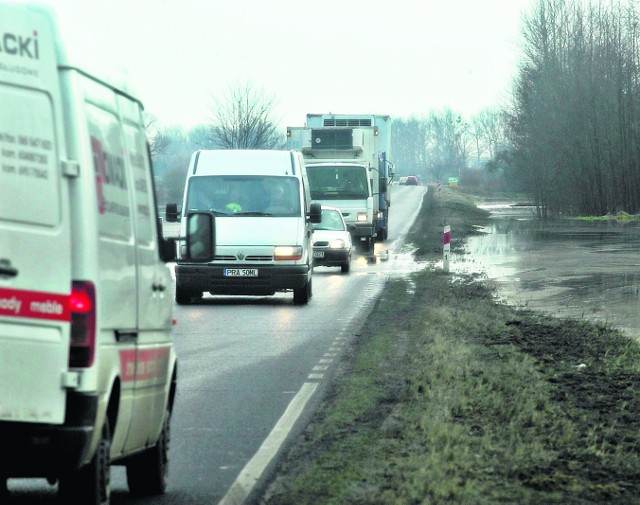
[[0, 32, 39, 59]]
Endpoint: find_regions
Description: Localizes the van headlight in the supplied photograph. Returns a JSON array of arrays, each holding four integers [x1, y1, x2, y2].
[[330, 239, 346, 249], [274, 245, 303, 260], [356, 212, 367, 222]]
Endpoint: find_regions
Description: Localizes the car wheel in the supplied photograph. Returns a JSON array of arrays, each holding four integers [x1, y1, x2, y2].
[[293, 277, 312, 305], [127, 408, 170, 496], [59, 419, 111, 505]]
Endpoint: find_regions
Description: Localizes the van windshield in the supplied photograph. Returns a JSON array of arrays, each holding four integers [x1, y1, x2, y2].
[[185, 175, 301, 217], [306, 165, 370, 200]]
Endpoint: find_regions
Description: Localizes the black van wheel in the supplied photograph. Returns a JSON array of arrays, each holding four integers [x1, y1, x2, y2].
[[175, 286, 192, 305], [127, 408, 170, 496], [59, 420, 111, 505], [293, 278, 312, 305]]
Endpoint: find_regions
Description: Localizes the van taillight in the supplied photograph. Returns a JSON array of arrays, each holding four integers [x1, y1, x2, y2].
[[69, 281, 96, 367]]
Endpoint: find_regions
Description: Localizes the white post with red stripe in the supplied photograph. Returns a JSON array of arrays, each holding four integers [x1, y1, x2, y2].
[[443, 225, 451, 272]]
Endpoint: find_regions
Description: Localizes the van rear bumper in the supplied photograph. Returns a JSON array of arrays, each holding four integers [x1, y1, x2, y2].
[[0, 393, 97, 477], [175, 263, 311, 296]]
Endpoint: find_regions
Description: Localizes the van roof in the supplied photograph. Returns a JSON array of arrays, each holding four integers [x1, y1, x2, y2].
[[191, 150, 299, 176]]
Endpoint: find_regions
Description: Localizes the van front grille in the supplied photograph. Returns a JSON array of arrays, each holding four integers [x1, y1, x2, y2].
[[214, 255, 273, 262]]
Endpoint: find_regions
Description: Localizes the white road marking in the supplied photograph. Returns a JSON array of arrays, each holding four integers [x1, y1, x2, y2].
[[218, 381, 319, 505]]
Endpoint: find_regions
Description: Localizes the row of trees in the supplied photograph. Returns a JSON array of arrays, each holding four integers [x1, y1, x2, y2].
[[150, 96, 508, 206], [390, 110, 508, 187], [152, 0, 640, 217], [388, 0, 640, 215], [507, 0, 640, 216]]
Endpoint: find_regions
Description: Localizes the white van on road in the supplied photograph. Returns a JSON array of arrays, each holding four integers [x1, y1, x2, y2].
[[166, 149, 322, 305], [0, 3, 208, 503]]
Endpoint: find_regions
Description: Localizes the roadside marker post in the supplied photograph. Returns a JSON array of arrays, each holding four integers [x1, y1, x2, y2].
[[443, 225, 451, 272]]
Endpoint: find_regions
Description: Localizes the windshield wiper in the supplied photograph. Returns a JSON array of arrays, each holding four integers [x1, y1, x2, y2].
[[234, 211, 273, 216]]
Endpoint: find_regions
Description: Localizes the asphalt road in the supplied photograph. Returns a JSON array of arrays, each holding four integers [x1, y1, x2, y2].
[[5, 185, 427, 504]]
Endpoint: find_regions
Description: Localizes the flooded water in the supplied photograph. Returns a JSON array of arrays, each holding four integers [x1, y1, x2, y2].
[[455, 205, 640, 340]]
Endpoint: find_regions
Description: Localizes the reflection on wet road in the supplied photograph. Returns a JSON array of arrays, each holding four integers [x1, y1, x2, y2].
[[456, 205, 640, 340]]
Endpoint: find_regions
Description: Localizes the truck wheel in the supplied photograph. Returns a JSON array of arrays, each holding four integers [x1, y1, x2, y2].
[[59, 420, 111, 505], [127, 408, 170, 496], [366, 237, 374, 254], [293, 278, 312, 305]]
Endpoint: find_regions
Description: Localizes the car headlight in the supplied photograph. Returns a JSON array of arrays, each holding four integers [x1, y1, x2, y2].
[[274, 245, 303, 260], [330, 239, 346, 249], [356, 212, 367, 222]]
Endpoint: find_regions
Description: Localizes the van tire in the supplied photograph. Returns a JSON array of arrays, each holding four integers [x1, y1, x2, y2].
[[175, 287, 192, 305], [126, 409, 170, 496], [341, 261, 350, 274], [58, 420, 111, 505], [293, 278, 312, 305]]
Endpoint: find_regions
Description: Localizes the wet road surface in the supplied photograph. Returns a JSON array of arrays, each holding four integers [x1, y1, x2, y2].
[[455, 204, 640, 341]]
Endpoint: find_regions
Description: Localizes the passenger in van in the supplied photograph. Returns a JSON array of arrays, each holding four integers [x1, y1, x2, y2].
[[225, 186, 245, 214]]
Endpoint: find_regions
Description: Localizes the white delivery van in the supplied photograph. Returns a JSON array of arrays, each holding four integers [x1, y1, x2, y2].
[[166, 149, 322, 305], [0, 3, 195, 503]]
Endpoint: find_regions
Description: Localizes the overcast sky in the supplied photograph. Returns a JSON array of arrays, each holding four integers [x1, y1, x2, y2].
[[37, 0, 537, 130]]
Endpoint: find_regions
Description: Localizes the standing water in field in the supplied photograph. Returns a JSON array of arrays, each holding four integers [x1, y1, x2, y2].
[[456, 204, 640, 340]]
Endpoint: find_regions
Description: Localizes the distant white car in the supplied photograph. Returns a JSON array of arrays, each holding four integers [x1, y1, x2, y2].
[[398, 176, 408, 185], [312, 206, 353, 273]]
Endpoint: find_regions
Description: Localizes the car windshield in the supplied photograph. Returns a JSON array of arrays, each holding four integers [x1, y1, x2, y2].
[[185, 175, 301, 217], [313, 209, 345, 231], [306, 165, 370, 200]]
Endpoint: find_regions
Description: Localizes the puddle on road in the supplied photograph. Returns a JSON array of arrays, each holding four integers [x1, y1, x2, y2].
[[453, 205, 640, 340]]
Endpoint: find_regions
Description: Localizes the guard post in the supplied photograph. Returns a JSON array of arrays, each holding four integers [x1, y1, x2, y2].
[[443, 225, 451, 272]]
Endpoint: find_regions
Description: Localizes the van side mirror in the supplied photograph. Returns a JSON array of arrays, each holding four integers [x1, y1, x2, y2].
[[185, 212, 215, 262], [380, 177, 388, 193], [165, 203, 180, 222], [308, 202, 322, 224]]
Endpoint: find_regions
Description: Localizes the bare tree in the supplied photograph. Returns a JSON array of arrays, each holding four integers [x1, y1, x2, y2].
[[144, 114, 172, 157], [210, 82, 283, 149]]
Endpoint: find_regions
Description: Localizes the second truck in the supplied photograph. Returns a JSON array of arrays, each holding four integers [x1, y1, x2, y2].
[[286, 114, 393, 257]]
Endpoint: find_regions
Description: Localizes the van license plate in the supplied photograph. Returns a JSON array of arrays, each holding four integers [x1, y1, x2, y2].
[[313, 251, 325, 258], [224, 268, 258, 277]]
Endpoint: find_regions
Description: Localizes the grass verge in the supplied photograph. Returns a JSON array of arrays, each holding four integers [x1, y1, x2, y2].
[[260, 186, 640, 505]]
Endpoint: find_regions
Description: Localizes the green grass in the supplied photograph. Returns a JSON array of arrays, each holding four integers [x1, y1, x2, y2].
[[260, 186, 640, 505], [575, 211, 640, 222]]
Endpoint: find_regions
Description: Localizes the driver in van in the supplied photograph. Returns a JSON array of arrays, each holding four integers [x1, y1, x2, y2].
[[265, 182, 292, 214]]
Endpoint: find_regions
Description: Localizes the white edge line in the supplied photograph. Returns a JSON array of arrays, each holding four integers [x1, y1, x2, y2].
[[218, 381, 319, 505]]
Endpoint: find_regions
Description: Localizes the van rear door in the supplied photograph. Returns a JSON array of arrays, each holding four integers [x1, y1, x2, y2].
[[0, 7, 72, 424]]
